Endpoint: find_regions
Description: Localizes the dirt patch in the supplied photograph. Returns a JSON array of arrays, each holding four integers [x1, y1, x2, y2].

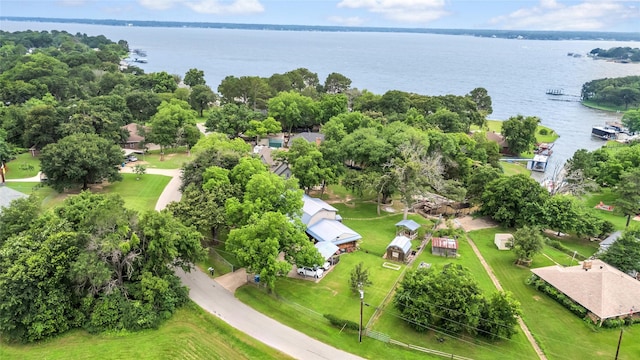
[[454, 216, 499, 232], [533, 295, 541, 301]]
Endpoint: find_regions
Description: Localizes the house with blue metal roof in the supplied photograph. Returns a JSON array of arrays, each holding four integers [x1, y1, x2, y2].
[[302, 194, 361, 250], [386, 235, 413, 262], [395, 219, 421, 239]]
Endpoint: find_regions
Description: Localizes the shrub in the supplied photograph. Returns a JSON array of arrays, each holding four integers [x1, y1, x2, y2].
[[539, 128, 549, 135], [324, 314, 359, 331]]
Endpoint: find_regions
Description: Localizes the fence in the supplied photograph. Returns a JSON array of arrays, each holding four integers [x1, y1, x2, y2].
[[209, 248, 234, 274], [365, 330, 474, 360]]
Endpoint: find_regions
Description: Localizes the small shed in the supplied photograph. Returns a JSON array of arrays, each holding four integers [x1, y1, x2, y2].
[[386, 235, 412, 262], [432, 237, 458, 257], [395, 219, 421, 239], [494, 233, 513, 250]]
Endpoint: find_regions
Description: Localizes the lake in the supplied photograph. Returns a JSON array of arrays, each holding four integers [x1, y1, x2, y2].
[[2, 20, 640, 174]]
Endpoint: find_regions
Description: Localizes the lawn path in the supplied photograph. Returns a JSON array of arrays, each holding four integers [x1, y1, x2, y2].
[[465, 235, 547, 360]]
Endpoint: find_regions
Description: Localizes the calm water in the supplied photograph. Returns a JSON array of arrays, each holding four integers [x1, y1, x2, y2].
[[2, 21, 640, 174]]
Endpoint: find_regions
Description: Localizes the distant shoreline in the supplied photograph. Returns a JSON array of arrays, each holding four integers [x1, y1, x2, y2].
[[2, 16, 639, 42]]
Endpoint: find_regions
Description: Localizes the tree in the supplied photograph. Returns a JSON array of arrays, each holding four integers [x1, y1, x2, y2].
[[478, 291, 521, 340], [189, 84, 216, 117], [480, 174, 549, 227], [324, 72, 352, 94], [394, 265, 484, 334], [465, 165, 502, 205], [278, 138, 327, 194], [23, 104, 60, 149], [205, 103, 263, 138], [226, 212, 323, 291], [267, 91, 319, 137], [389, 144, 444, 219], [501, 115, 540, 155], [542, 195, 580, 236], [126, 91, 162, 121], [184, 68, 206, 87], [622, 108, 640, 136], [599, 228, 640, 274], [0, 195, 40, 246], [151, 71, 178, 93], [468, 87, 493, 118], [244, 116, 281, 142], [148, 99, 198, 158], [508, 226, 544, 266], [133, 164, 147, 180], [217, 75, 271, 110], [614, 168, 640, 227], [349, 262, 372, 295], [40, 133, 123, 191]]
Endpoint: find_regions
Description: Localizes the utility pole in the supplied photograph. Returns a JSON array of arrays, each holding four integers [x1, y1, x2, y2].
[[615, 326, 624, 359], [358, 282, 364, 343]]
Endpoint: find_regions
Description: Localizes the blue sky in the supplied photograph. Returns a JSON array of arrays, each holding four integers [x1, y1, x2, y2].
[[2, 0, 639, 32]]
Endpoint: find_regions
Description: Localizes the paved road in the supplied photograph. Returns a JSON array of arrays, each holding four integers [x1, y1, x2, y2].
[[176, 267, 363, 360]]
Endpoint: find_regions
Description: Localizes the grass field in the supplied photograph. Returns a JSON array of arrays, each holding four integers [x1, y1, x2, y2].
[[579, 189, 632, 230], [468, 228, 640, 360], [581, 100, 631, 113], [500, 161, 531, 176], [97, 173, 171, 213], [4, 153, 40, 179], [479, 120, 559, 144], [4, 182, 62, 208], [0, 302, 291, 360], [137, 148, 193, 169]]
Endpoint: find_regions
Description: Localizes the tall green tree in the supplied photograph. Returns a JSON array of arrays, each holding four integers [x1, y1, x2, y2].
[[614, 168, 640, 227], [478, 291, 521, 340], [543, 195, 580, 236], [622, 108, 640, 136], [481, 174, 549, 227], [599, 228, 640, 274], [184, 68, 206, 87], [40, 133, 123, 191], [501, 115, 540, 155], [227, 212, 323, 291], [394, 265, 484, 334], [189, 84, 216, 117], [509, 226, 544, 266], [267, 91, 319, 137], [148, 99, 199, 158], [205, 103, 263, 138]]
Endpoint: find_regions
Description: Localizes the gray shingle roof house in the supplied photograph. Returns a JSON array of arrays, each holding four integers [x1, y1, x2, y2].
[[532, 259, 640, 324], [386, 235, 412, 262], [0, 186, 28, 211], [288, 132, 324, 147], [302, 194, 361, 250]]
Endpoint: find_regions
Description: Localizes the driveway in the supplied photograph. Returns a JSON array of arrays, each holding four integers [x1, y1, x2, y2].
[[176, 267, 363, 360]]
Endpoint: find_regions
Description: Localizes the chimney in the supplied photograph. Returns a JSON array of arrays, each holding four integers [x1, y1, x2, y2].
[[582, 260, 592, 271], [315, 136, 322, 147]]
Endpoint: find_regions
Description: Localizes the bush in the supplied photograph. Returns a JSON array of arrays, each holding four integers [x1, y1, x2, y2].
[[544, 239, 587, 261], [324, 314, 359, 331], [539, 128, 549, 135]]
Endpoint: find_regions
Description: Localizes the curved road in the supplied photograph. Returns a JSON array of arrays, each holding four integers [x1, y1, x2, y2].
[[6, 159, 363, 359], [146, 166, 364, 360]]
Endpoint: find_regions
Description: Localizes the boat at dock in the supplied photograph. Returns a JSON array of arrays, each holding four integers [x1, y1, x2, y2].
[[591, 126, 618, 140], [546, 88, 564, 95]]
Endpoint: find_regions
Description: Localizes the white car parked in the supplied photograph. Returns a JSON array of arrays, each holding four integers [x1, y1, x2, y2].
[[297, 266, 324, 278]]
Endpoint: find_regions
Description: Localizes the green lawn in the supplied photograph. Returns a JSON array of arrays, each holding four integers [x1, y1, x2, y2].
[[98, 173, 171, 213], [4, 153, 40, 179], [581, 100, 631, 113], [500, 161, 530, 176], [4, 182, 62, 209], [478, 120, 559, 144], [140, 147, 193, 169], [0, 302, 291, 360], [580, 189, 631, 230], [467, 228, 640, 360]]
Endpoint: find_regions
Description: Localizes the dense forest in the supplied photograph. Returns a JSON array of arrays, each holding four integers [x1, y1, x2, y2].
[[581, 75, 640, 110]]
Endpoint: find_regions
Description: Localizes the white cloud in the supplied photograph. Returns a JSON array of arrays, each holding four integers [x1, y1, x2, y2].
[[337, 0, 449, 24], [327, 16, 366, 26], [489, 0, 640, 31], [138, 0, 264, 14], [184, 0, 264, 14], [138, 0, 183, 11]]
